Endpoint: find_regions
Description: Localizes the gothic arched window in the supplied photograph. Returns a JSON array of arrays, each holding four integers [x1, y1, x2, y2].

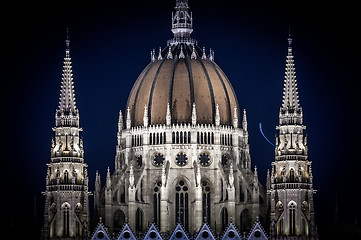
[[113, 209, 125, 233], [201, 180, 211, 224], [175, 180, 189, 231], [135, 208, 143, 232], [221, 207, 228, 232], [61, 203, 71, 237], [64, 170, 69, 184], [153, 181, 162, 227], [289, 202, 296, 235]]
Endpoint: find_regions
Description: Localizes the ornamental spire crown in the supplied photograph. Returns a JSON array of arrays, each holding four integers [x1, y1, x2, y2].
[[56, 29, 79, 127], [171, 0, 193, 43]]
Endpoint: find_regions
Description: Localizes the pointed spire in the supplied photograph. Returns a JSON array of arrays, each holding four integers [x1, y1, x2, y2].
[[106, 167, 111, 189], [126, 107, 131, 129], [118, 110, 123, 132], [209, 48, 214, 61], [166, 102, 171, 126], [266, 169, 271, 190], [56, 28, 79, 127], [281, 33, 300, 111], [242, 109, 248, 131], [192, 102, 197, 125], [196, 164, 201, 187], [215, 103, 220, 126], [233, 106, 238, 128], [143, 104, 148, 127]]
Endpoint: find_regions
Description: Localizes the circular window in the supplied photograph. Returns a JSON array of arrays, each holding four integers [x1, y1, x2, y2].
[[199, 153, 211, 166], [175, 231, 183, 238], [201, 231, 209, 238], [149, 231, 157, 238], [228, 230, 235, 238], [97, 231, 105, 239], [123, 231, 131, 239], [153, 153, 165, 166], [254, 230, 261, 238], [137, 155, 143, 168], [176, 152, 188, 166]]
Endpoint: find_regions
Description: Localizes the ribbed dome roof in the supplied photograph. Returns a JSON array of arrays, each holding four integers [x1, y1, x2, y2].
[[126, 44, 240, 127]]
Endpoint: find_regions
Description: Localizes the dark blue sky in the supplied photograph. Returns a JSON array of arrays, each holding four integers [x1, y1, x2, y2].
[[3, 0, 360, 238]]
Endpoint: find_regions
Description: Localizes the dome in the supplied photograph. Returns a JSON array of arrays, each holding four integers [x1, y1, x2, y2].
[[126, 44, 240, 127]]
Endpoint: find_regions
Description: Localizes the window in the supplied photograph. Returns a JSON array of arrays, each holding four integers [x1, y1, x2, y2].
[[221, 207, 228, 232], [176, 152, 188, 166], [135, 208, 143, 232], [289, 202, 296, 235], [175, 180, 189, 231], [153, 153, 165, 166], [62, 203, 70, 237], [153, 181, 162, 227], [113, 209, 125, 232], [201, 180, 211, 224], [199, 153, 211, 166]]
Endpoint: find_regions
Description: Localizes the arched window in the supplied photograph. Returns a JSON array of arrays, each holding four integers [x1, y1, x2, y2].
[[221, 207, 228, 232], [113, 209, 125, 232], [175, 180, 189, 231], [49, 203, 57, 238], [290, 168, 295, 182], [135, 208, 143, 232], [188, 131, 191, 143], [75, 203, 83, 237], [240, 208, 251, 232], [201, 180, 211, 224], [289, 202, 296, 235], [172, 132, 175, 144], [153, 181, 162, 227], [64, 170, 69, 184], [61, 203, 70, 237], [176, 132, 179, 144]]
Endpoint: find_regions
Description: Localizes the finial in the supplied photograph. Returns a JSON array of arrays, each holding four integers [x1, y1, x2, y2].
[[143, 104, 148, 127], [126, 107, 131, 129], [202, 47, 207, 60], [179, 45, 185, 59], [191, 45, 197, 59], [288, 25, 292, 47], [158, 47, 163, 61], [242, 109, 248, 131], [167, 46, 173, 59], [209, 48, 214, 61], [65, 27, 70, 49], [151, 49, 156, 62], [233, 106, 238, 128]]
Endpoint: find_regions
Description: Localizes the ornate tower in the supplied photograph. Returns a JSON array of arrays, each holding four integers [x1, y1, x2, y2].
[[268, 36, 317, 239], [42, 32, 90, 239]]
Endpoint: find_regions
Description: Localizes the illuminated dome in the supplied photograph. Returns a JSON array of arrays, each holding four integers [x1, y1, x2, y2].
[[126, 43, 240, 127]]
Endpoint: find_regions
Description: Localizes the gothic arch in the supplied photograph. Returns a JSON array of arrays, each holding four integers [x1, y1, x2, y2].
[[240, 208, 251, 232], [113, 209, 126, 232], [61, 202, 71, 237], [220, 207, 228, 232], [135, 208, 144, 232]]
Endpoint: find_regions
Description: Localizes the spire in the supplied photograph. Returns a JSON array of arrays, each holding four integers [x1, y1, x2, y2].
[[56, 28, 79, 127], [192, 102, 197, 125], [166, 102, 171, 126], [143, 104, 148, 127], [126, 107, 131, 129], [233, 106, 238, 128], [215, 103, 220, 126], [171, 0, 193, 40], [279, 34, 303, 126], [281, 33, 300, 111], [242, 109, 247, 131]]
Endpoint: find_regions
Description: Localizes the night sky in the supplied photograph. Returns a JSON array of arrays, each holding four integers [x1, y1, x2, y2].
[[3, 1, 360, 239]]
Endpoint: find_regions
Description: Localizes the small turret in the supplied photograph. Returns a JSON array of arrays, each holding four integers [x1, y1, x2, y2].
[[166, 102, 171, 126], [143, 104, 148, 127], [215, 104, 220, 127], [126, 107, 131, 129], [233, 106, 238, 128]]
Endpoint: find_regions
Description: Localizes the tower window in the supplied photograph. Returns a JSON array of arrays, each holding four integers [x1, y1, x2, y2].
[[153, 181, 161, 228], [199, 153, 211, 166], [153, 153, 165, 166], [135, 208, 143, 232], [221, 207, 228, 232]]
